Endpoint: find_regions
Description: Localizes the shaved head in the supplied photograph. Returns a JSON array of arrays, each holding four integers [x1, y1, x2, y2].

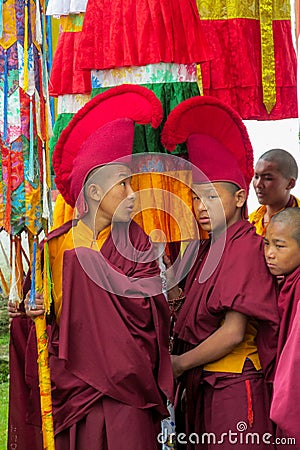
[[85, 163, 131, 193], [218, 182, 240, 195], [270, 208, 300, 246], [258, 149, 298, 180]]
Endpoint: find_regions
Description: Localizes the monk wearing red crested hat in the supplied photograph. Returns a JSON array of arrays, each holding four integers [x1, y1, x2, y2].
[[8, 85, 173, 450], [162, 96, 279, 449]]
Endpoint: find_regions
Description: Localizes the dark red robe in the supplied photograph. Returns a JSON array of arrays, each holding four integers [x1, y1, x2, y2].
[[8, 220, 173, 450], [271, 266, 300, 449], [8, 221, 74, 450], [276, 265, 300, 359], [173, 220, 279, 449], [271, 300, 300, 449]]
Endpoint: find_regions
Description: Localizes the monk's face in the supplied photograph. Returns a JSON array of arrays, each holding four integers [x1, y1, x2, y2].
[[264, 221, 300, 276], [253, 160, 292, 208], [93, 165, 136, 223], [192, 182, 245, 236]]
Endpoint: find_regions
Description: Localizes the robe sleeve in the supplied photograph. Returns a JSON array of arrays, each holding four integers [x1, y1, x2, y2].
[[271, 300, 300, 446]]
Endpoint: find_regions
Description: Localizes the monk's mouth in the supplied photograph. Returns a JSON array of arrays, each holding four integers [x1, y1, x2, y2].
[[198, 217, 210, 224]]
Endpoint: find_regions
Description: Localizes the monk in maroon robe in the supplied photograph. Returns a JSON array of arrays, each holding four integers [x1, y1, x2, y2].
[[162, 96, 279, 449], [52, 219, 173, 449], [264, 208, 300, 448], [172, 217, 279, 449], [9, 219, 173, 450], [8, 85, 174, 450]]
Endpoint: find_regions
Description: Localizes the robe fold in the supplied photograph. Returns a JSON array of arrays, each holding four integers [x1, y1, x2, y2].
[[8, 316, 43, 450], [172, 220, 279, 449], [276, 265, 300, 358], [270, 266, 300, 449], [8, 220, 173, 450], [249, 195, 300, 237], [7, 222, 74, 450], [174, 220, 279, 379], [271, 300, 300, 448]]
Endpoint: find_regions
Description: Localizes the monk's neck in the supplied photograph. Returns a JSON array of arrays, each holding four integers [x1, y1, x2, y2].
[[265, 196, 291, 222], [81, 214, 111, 239]]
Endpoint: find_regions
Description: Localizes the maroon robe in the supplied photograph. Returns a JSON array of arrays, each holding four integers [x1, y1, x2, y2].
[[276, 265, 300, 359], [8, 316, 43, 450], [271, 266, 300, 449], [173, 220, 279, 449], [8, 220, 173, 450], [271, 300, 300, 449], [8, 221, 74, 450]]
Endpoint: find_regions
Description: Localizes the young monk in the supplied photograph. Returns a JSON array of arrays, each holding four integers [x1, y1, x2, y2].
[[250, 148, 299, 236], [162, 96, 279, 449], [264, 208, 300, 448], [8, 85, 173, 450]]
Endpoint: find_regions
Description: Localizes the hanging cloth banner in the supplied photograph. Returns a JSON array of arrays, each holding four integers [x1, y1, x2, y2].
[[30, 235, 55, 450], [0, 0, 17, 49], [8, 236, 22, 305], [196, 0, 296, 119], [259, 0, 276, 113], [0, 0, 3, 39], [23, 0, 29, 93]]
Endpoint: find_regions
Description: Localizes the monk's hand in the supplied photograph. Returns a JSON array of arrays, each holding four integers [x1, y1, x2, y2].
[[24, 291, 45, 318], [7, 300, 22, 321], [171, 354, 185, 379]]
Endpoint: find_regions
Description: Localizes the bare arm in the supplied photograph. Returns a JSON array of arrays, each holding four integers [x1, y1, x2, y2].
[[172, 310, 247, 378]]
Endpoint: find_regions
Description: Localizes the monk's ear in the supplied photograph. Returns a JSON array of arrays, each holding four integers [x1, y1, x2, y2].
[[286, 178, 296, 190], [85, 183, 103, 202], [235, 189, 247, 208]]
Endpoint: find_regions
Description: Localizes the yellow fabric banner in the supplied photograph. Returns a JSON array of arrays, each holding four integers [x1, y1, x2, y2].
[[196, 0, 289, 116], [0, 0, 17, 49], [197, 0, 290, 20], [34, 316, 55, 450], [259, 0, 276, 113]]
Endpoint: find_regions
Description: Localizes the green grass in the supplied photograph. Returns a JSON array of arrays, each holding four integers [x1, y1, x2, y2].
[[0, 332, 9, 385], [0, 382, 8, 450]]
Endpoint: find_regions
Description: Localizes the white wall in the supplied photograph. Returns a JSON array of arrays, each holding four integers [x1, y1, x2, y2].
[[245, 118, 300, 213]]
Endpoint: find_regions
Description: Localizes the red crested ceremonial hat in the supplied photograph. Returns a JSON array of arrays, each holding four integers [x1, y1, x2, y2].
[[161, 96, 254, 192], [53, 84, 163, 207]]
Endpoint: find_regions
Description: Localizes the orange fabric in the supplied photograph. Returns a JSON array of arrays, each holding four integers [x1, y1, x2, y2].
[[52, 193, 75, 230], [48, 220, 111, 323], [132, 172, 200, 242], [52, 172, 203, 242], [0, 267, 9, 296], [249, 196, 300, 237], [204, 319, 262, 373]]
